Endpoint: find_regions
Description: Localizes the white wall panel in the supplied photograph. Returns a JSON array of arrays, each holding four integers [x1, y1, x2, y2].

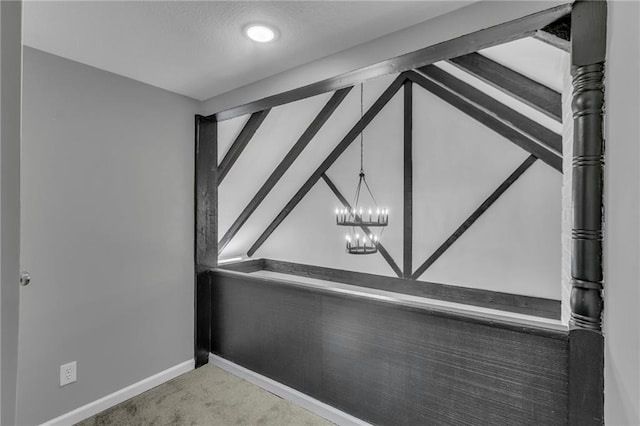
[[218, 92, 332, 252]]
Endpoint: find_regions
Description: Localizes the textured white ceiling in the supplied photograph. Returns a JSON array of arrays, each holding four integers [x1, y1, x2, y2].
[[23, 1, 470, 101]]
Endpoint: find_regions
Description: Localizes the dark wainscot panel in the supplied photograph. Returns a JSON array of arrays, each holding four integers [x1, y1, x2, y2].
[[211, 270, 568, 426]]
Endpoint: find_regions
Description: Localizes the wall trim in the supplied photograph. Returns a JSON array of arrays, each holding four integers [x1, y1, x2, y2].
[[208, 354, 371, 426], [220, 258, 561, 320], [40, 359, 195, 426]]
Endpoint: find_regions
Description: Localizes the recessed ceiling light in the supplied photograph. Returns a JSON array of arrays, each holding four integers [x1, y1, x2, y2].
[[245, 25, 277, 43]]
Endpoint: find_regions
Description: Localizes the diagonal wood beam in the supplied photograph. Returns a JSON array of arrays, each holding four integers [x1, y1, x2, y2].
[[534, 30, 570, 53], [448, 52, 562, 122], [218, 87, 352, 254], [217, 108, 270, 184], [246, 74, 406, 258], [406, 70, 562, 172], [419, 64, 562, 155], [321, 174, 403, 278], [412, 155, 537, 280]]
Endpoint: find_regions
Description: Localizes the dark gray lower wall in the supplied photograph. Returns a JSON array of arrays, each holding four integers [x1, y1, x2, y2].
[[210, 270, 568, 425]]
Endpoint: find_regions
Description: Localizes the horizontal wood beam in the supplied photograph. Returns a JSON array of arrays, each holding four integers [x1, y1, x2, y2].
[[258, 259, 560, 320], [412, 155, 538, 280], [246, 74, 406, 257], [218, 88, 352, 254], [218, 258, 266, 273], [210, 4, 571, 121], [448, 52, 562, 122], [420, 64, 562, 154], [406, 70, 562, 172], [217, 109, 270, 185], [321, 173, 403, 278]]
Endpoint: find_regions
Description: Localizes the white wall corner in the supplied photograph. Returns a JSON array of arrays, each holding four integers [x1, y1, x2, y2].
[[560, 51, 573, 326], [40, 359, 194, 426]]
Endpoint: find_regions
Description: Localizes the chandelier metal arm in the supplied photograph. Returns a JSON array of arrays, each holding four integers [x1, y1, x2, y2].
[[361, 175, 378, 207], [334, 81, 388, 255]]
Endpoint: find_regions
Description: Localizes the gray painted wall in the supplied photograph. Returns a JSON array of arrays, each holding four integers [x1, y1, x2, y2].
[[604, 2, 640, 424], [9, 1, 640, 425], [16, 47, 198, 425], [1, 2, 22, 425]]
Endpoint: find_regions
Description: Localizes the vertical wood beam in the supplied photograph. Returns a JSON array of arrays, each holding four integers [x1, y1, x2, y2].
[[568, 1, 606, 424], [195, 115, 217, 367], [403, 81, 413, 278]]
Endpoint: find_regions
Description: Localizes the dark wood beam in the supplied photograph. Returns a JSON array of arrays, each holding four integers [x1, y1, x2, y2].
[[217, 109, 270, 185], [260, 259, 561, 320], [218, 88, 352, 254], [403, 80, 413, 278], [534, 30, 570, 53], [246, 74, 406, 258], [321, 174, 403, 278], [194, 115, 217, 367], [568, 1, 606, 425], [448, 52, 562, 122], [211, 5, 571, 121], [542, 13, 571, 41], [419, 64, 562, 155], [218, 258, 266, 273], [406, 70, 562, 172], [412, 155, 537, 280], [195, 115, 218, 272]]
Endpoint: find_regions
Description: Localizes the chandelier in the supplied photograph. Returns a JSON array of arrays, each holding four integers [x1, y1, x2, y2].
[[334, 83, 388, 255]]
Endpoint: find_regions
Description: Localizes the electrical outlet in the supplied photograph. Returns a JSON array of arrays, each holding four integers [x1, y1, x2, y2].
[[60, 361, 77, 387]]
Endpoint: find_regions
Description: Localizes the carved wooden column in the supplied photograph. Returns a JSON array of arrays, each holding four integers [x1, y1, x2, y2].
[[569, 1, 606, 424], [195, 115, 218, 367], [570, 61, 605, 330]]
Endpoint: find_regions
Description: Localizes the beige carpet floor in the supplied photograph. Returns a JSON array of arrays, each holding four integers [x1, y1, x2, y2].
[[75, 364, 333, 426]]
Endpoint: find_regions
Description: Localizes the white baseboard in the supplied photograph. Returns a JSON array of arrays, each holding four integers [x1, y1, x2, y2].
[[209, 353, 370, 426], [41, 359, 195, 426]]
